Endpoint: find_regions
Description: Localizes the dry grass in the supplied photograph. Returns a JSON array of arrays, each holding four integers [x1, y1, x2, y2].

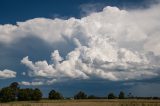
[[0, 99, 160, 106]]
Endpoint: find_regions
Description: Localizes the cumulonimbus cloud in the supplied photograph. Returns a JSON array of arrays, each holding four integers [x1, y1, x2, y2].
[[0, 4, 160, 85], [0, 4, 160, 55], [20, 4, 160, 85]]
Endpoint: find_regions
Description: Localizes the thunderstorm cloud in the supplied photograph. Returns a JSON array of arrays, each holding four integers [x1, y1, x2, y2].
[[0, 4, 160, 85]]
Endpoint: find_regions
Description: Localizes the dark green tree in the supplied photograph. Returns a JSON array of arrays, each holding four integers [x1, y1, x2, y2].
[[74, 91, 87, 99], [108, 92, 116, 99], [0, 87, 16, 102], [9, 82, 20, 98], [0, 82, 43, 102], [9, 82, 20, 90], [17, 88, 33, 101], [48, 90, 63, 100], [32, 88, 42, 101], [17, 89, 27, 101], [118, 91, 125, 99]]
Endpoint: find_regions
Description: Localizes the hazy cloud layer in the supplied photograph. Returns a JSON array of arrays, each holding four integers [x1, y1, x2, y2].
[[0, 4, 160, 84]]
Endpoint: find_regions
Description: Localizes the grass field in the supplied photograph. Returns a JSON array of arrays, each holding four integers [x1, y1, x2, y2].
[[0, 99, 160, 106]]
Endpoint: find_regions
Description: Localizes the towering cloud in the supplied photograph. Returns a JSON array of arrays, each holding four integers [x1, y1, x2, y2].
[[0, 4, 160, 85]]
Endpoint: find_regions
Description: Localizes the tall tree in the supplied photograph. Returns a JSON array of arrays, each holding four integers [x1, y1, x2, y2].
[[48, 90, 63, 100], [74, 91, 87, 99], [32, 88, 42, 101], [118, 91, 125, 99], [9, 82, 20, 98]]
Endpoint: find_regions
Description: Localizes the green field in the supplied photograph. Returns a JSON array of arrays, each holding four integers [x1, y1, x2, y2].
[[0, 99, 160, 106]]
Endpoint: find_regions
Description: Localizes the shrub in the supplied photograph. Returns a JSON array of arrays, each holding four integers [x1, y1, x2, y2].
[[108, 92, 116, 99]]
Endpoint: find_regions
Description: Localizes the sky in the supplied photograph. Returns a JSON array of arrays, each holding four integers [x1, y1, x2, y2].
[[0, 0, 160, 97]]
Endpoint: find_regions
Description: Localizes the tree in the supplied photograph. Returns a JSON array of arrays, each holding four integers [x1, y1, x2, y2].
[[17, 89, 28, 101], [17, 88, 33, 101], [9, 82, 20, 98], [74, 91, 87, 99], [9, 82, 20, 90], [118, 91, 125, 99], [0, 82, 42, 102], [32, 88, 42, 101], [48, 90, 63, 100], [0, 87, 16, 102], [108, 92, 116, 99]]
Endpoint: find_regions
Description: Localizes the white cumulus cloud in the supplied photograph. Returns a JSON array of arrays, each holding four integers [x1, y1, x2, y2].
[[20, 81, 44, 86], [0, 69, 16, 79], [21, 36, 158, 84]]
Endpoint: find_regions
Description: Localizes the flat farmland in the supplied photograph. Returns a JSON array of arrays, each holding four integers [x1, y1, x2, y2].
[[0, 100, 160, 106]]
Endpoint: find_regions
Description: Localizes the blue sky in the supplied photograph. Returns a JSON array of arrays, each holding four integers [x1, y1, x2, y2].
[[0, 0, 160, 97], [0, 0, 156, 24]]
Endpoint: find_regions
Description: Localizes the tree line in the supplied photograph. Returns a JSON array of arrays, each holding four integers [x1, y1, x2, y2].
[[0, 82, 159, 102], [0, 82, 42, 102]]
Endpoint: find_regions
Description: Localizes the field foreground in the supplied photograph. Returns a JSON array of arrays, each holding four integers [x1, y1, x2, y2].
[[0, 99, 160, 106]]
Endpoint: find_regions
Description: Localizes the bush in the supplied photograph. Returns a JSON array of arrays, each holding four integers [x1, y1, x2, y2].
[[108, 93, 116, 99]]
